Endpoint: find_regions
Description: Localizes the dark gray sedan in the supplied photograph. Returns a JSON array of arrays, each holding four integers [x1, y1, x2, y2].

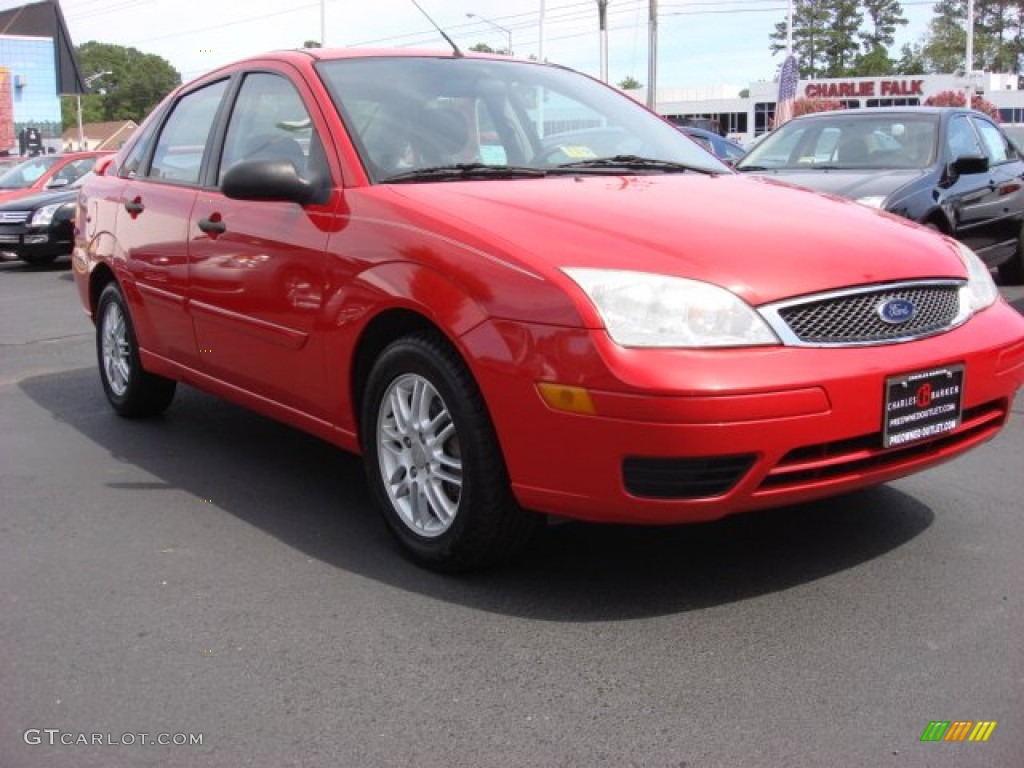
[[736, 107, 1024, 284]]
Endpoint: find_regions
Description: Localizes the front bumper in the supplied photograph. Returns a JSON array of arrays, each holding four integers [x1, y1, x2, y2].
[[462, 301, 1024, 524], [0, 227, 71, 260]]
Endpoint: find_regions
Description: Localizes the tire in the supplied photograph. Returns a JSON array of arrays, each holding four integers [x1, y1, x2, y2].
[[997, 237, 1024, 285], [360, 331, 540, 572], [95, 282, 176, 417]]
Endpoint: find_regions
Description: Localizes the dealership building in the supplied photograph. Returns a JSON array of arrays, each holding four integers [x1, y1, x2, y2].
[[633, 72, 1024, 144]]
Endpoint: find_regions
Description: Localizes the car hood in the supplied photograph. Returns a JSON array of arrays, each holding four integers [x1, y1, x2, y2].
[[737, 167, 926, 202], [382, 173, 965, 307], [0, 185, 77, 211]]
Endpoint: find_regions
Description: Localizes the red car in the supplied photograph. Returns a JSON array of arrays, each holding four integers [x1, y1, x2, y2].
[[0, 151, 108, 203], [72, 50, 1024, 571]]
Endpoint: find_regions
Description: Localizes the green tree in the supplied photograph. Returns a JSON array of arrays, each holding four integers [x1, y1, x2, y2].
[[770, 0, 833, 77], [60, 42, 181, 130], [617, 75, 642, 89], [771, 1, 863, 77], [469, 42, 510, 56], [921, 0, 1024, 74]]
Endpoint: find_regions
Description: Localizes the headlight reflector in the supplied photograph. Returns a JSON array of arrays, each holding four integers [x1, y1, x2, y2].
[[562, 268, 779, 348], [954, 241, 999, 320], [29, 202, 67, 228]]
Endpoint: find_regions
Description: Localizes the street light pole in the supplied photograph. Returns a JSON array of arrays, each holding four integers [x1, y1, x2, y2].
[[465, 12, 512, 55], [76, 71, 111, 151]]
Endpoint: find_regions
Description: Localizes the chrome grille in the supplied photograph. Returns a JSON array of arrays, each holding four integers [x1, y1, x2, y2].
[[761, 281, 964, 346], [0, 211, 30, 224]]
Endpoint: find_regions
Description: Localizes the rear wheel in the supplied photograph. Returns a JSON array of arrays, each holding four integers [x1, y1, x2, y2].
[[360, 331, 539, 571], [96, 283, 176, 417]]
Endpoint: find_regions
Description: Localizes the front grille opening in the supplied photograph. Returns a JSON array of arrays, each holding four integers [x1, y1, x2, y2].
[[778, 285, 961, 344], [759, 401, 1006, 490], [623, 454, 756, 499]]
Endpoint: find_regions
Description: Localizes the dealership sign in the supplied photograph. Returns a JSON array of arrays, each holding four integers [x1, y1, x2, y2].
[[804, 79, 925, 99]]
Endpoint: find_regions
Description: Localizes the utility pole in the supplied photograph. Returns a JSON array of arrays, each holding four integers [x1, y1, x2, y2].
[[597, 0, 609, 82], [647, 0, 657, 109]]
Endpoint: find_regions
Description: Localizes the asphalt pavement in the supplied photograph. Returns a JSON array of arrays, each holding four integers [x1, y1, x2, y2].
[[1, 257, 1022, 768]]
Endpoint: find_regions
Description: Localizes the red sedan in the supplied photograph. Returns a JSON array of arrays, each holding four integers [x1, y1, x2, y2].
[[0, 151, 108, 204], [72, 50, 1024, 570]]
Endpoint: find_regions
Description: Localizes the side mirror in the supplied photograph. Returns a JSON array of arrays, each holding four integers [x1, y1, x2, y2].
[[950, 154, 989, 177], [46, 177, 71, 189], [221, 159, 328, 206]]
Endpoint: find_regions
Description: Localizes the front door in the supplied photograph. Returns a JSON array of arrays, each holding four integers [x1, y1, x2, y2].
[[188, 70, 336, 418]]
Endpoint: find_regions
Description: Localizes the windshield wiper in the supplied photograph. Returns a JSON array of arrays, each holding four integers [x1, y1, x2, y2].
[[546, 155, 720, 175], [382, 163, 547, 183]]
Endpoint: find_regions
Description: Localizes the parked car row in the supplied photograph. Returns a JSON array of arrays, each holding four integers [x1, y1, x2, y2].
[[0, 152, 109, 266]]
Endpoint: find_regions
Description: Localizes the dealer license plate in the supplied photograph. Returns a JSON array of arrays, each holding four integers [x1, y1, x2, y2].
[[883, 365, 964, 448]]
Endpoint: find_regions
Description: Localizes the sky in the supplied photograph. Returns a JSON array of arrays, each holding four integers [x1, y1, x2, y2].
[[7, 0, 940, 93]]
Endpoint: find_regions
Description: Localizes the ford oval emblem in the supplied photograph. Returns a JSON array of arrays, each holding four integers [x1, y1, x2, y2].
[[877, 298, 915, 324]]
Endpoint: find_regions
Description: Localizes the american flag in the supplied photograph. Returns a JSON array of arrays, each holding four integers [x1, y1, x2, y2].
[[775, 55, 799, 128]]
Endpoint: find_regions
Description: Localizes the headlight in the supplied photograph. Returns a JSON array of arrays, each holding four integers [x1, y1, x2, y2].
[[562, 268, 779, 348], [29, 202, 68, 228], [954, 241, 999, 318], [855, 195, 886, 209]]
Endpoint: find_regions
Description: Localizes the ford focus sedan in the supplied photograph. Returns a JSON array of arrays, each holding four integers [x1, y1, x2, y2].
[[72, 50, 1024, 571]]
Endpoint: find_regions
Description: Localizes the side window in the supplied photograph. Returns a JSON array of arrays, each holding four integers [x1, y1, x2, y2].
[[146, 79, 229, 185], [972, 117, 1014, 164], [946, 115, 983, 159], [218, 72, 324, 184], [119, 119, 160, 179]]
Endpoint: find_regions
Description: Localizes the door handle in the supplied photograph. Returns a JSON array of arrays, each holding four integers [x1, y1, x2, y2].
[[123, 198, 144, 215], [197, 216, 226, 235]]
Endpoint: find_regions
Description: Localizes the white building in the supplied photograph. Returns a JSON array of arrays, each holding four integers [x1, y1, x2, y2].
[[629, 72, 1024, 144]]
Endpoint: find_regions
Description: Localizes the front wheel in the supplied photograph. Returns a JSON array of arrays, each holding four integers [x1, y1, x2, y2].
[[360, 331, 539, 571], [96, 282, 176, 417], [998, 229, 1024, 285]]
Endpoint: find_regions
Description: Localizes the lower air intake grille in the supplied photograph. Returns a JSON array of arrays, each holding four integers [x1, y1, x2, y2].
[[623, 454, 756, 499]]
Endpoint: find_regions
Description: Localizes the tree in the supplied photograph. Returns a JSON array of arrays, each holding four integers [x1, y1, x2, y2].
[[617, 75, 642, 90], [771, 1, 864, 78], [921, 0, 1024, 74], [853, 0, 908, 74], [60, 42, 181, 130], [770, 1, 833, 78], [469, 42, 510, 56]]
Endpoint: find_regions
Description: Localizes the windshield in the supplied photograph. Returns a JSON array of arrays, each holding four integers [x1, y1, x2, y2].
[[0, 155, 63, 189], [316, 56, 729, 182], [736, 113, 940, 171]]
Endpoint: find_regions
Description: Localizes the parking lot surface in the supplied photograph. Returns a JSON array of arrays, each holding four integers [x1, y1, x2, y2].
[[2, 259, 1022, 767]]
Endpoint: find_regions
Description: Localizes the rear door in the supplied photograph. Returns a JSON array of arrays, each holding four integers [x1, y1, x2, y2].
[[114, 78, 230, 367]]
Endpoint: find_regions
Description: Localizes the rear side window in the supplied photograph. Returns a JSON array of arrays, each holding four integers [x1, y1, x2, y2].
[[145, 80, 229, 184]]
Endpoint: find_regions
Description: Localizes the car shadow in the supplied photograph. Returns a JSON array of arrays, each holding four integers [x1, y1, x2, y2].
[[21, 367, 935, 621], [0, 257, 70, 272]]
